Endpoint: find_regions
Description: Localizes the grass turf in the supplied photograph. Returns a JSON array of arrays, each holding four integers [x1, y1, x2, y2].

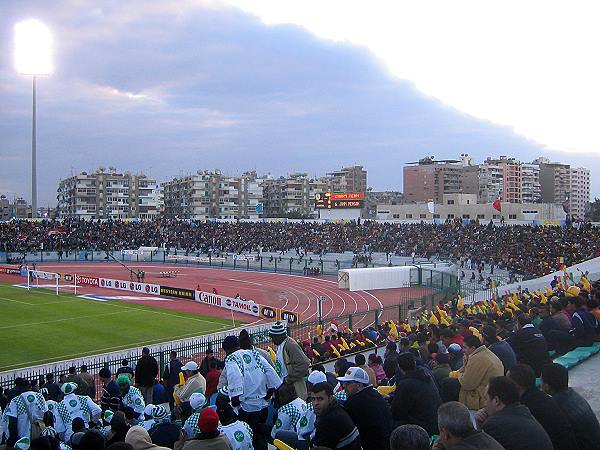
[[0, 283, 235, 371]]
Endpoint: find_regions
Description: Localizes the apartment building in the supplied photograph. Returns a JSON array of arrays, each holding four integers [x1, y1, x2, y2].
[[478, 156, 522, 203], [262, 173, 311, 216], [0, 196, 32, 220], [521, 163, 541, 204], [327, 165, 368, 195], [162, 170, 265, 220], [536, 158, 571, 205], [570, 167, 591, 220], [56, 167, 159, 220], [403, 156, 477, 204]]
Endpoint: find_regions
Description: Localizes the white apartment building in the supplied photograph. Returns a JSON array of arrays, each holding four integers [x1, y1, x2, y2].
[[521, 163, 541, 203], [57, 168, 159, 220], [162, 170, 265, 220], [570, 167, 591, 220], [478, 163, 504, 204], [262, 173, 311, 216]]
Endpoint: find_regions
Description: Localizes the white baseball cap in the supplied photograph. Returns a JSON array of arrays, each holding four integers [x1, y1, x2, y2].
[[190, 392, 206, 410], [181, 361, 199, 371], [337, 367, 370, 385], [307, 370, 327, 385]]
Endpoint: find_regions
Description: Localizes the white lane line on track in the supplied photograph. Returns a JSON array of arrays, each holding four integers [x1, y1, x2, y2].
[[228, 278, 267, 287]]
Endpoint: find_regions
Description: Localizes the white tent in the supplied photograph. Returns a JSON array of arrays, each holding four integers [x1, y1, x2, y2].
[[338, 266, 413, 291]]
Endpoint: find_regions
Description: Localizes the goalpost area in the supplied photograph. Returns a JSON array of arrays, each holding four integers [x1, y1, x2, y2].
[[26, 269, 79, 295]]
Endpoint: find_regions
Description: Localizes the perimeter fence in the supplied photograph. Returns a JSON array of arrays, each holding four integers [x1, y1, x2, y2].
[[3, 249, 455, 277]]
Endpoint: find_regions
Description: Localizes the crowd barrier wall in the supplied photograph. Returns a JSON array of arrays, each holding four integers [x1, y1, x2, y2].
[[488, 256, 600, 302]]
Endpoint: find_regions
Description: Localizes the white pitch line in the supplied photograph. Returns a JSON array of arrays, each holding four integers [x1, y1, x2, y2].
[[0, 295, 35, 305], [0, 327, 233, 372], [0, 311, 124, 330]]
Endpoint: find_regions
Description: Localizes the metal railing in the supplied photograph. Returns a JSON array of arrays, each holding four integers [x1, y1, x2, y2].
[[0, 323, 273, 399], [287, 288, 457, 344]]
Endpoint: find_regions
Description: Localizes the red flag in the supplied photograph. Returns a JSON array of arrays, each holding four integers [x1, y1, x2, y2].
[[492, 199, 502, 212], [328, 320, 339, 333]]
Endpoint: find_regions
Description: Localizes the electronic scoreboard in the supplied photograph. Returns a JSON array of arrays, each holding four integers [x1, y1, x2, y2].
[[314, 192, 364, 209]]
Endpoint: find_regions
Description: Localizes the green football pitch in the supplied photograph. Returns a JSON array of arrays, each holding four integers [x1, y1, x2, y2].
[[0, 283, 235, 372]]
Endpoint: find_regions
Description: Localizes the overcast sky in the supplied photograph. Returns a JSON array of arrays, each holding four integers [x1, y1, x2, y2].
[[1, 0, 598, 207]]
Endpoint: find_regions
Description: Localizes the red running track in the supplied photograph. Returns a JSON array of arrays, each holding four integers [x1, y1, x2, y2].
[[1, 262, 434, 327]]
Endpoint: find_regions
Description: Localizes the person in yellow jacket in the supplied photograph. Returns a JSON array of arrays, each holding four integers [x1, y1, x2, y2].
[[450, 335, 504, 410]]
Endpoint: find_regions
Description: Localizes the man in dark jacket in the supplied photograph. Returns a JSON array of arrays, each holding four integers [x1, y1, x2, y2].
[[507, 363, 578, 450], [162, 351, 183, 409], [198, 349, 223, 377], [506, 315, 551, 376], [65, 365, 89, 396], [135, 347, 159, 404], [542, 363, 600, 450], [568, 296, 598, 346], [383, 341, 400, 380], [477, 376, 553, 450], [433, 401, 504, 450], [99, 367, 121, 412], [482, 325, 516, 374], [41, 373, 62, 402], [547, 296, 598, 354], [338, 367, 392, 450], [311, 382, 361, 450], [391, 352, 441, 436]]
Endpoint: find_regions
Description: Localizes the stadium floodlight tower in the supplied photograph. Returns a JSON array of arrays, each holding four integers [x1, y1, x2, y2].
[[14, 19, 53, 218]]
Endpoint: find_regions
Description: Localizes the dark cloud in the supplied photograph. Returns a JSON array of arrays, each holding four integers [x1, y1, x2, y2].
[[0, 1, 594, 206]]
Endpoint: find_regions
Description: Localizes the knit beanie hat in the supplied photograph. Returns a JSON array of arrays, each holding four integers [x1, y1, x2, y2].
[[61, 382, 78, 394], [222, 335, 240, 351], [152, 405, 170, 423], [269, 321, 287, 336], [198, 407, 219, 433]]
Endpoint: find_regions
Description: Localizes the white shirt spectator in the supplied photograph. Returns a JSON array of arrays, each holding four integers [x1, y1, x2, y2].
[[219, 420, 253, 450], [5, 391, 48, 441], [225, 349, 282, 412], [271, 397, 307, 440], [54, 393, 101, 443]]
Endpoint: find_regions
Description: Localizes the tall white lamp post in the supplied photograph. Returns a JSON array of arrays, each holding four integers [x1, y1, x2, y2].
[[15, 19, 53, 218]]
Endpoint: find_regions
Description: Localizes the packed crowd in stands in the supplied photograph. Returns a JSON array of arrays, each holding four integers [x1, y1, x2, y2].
[[2, 270, 600, 450], [2, 219, 600, 277]]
